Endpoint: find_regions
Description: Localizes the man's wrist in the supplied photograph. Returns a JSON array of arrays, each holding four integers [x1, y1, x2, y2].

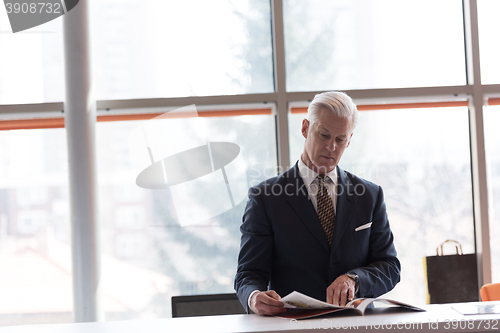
[[344, 272, 359, 294], [248, 290, 260, 312]]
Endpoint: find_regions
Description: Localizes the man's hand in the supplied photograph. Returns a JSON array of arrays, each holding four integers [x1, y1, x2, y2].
[[249, 290, 288, 316], [326, 275, 356, 306]]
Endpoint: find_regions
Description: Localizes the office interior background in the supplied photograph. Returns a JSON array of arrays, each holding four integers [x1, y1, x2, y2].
[[0, 0, 499, 327]]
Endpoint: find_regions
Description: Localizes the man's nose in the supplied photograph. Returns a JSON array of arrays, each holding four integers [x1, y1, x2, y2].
[[326, 139, 336, 151]]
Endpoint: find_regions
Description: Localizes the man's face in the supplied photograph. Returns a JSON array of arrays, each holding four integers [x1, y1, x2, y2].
[[301, 108, 353, 174]]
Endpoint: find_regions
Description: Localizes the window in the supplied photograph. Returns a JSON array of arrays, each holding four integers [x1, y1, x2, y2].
[[283, 0, 466, 91], [17, 210, 47, 234], [0, 12, 64, 104], [114, 234, 148, 257], [114, 185, 145, 203], [89, 0, 274, 100], [485, 103, 500, 282], [115, 206, 145, 230], [0, 128, 72, 326], [16, 188, 48, 207], [477, 0, 500, 84], [96, 109, 277, 319]]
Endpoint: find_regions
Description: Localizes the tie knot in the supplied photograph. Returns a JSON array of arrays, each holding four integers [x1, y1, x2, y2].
[[317, 174, 327, 185]]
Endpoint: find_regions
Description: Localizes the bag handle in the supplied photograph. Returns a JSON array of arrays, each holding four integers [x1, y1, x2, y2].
[[436, 240, 463, 256]]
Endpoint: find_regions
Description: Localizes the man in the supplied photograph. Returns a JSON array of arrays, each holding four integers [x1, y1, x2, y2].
[[234, 91, 401, 316]]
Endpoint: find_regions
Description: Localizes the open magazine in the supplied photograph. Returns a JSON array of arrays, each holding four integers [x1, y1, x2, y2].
[[278, 291, 425, 319]]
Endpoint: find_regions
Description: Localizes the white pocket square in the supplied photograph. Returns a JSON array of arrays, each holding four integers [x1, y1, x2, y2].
[[355, 222, 372, 232]]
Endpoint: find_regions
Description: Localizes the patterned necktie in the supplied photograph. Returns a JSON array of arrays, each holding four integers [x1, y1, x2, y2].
[[316, 174, 335, 247]]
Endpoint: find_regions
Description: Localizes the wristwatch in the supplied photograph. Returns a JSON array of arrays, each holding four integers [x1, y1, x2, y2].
[[345, 272, 359, 291]]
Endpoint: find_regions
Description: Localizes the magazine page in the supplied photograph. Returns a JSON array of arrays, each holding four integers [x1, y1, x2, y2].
[[372, 299, 425, 312], [280, 291, 425, 317], [346, 298, 376, 313], [281, 291, 342, 309], [279, 291, 361, 320], [346, 298, 425, 313]]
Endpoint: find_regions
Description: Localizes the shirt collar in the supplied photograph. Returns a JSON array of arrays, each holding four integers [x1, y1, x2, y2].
[[298, 158, 338, 187]]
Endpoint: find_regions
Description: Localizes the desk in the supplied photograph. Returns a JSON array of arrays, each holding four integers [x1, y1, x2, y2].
[[1, 302, 499, 333]]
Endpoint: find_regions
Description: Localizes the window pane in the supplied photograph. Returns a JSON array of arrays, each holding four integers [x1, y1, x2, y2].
[[0, 13, 64, 104], [90, 0, 274, 100], [485, 105, 500, 282], [0, 129, 72, 325], [96, 108, 277, 320], [478, 0, 500, 84], [289, 106, 474, 305], [284, 0, 466, 91]]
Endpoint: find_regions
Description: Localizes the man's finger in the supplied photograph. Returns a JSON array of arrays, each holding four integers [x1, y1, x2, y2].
[[331, 286, 341, 306], [339, 289, 348, 307], [267, 290, 281, 299], [266, 290, 282, 301], [327, 286, 334, 304], [259, 292, 284, 307], [259, 304, 288, 316]]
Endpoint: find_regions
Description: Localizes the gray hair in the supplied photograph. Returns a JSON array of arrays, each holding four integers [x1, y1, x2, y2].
[[307, 91, 358, 132]]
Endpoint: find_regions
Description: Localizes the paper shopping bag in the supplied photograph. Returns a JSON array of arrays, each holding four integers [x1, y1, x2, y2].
[[424, 240, 479, 304]]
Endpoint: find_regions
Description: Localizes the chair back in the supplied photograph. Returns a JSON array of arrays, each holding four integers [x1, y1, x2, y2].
[[171, 293, 245, 318], [480, 283, 500, 301]]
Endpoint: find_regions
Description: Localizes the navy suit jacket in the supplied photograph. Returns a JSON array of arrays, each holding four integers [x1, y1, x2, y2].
[[234, 163, 400, 312]]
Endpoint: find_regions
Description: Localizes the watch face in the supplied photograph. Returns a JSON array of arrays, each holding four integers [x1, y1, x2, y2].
[[346, 273, 359, 285]]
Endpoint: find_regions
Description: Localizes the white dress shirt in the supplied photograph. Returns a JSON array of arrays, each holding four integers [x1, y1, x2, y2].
[[298, 158, 338, 212]]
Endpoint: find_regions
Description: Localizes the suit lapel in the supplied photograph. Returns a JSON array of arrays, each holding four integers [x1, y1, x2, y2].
[[331, 166, 358, 254], [285, 164, 330, 253]]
